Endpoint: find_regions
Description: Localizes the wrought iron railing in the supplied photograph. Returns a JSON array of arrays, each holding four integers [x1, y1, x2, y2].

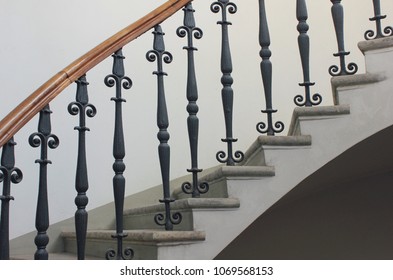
[[0, 0, 392, 260]]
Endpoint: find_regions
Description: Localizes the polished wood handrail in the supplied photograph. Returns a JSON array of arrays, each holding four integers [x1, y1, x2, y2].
[[0, 0, 192, 147]]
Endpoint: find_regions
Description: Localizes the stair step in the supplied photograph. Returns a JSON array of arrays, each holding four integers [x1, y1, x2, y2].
[[331, 72, 386, 105], [173, 165, 275, 199], [288, 105, 350, 136], [241, 135, 312, 166], [123, 197, 240, 230], [62, 229, 205, 260], [11, 252, 102, 260]]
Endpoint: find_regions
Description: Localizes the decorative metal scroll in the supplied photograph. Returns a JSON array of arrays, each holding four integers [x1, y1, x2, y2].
[[256, 0, 284, 135], [294, 0, 322, 107], [365, 0, 393, 40], [177, 3, 209, 197], [211, 0, 244, 164], [0, 137, 23, 260], [68, 75, 96, 260], [329, 0, 358, 76], [104, 49, 134, 260], [29, 105, 59, 260], [147, 25, 182, 230]]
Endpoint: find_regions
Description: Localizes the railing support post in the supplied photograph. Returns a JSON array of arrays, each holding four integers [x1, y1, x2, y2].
[[0, 137, 23, 260], [256, 0, 284, 136], [104, 49, 134, 260], [177, 3, 209, 198], [29, 105, 59, 260], [147, 25, 182, 230], [329, 0, 358, 76], [365, 0, 393, 40], [294, 0, 322, 107], [211, 0, 244, 165], [68, 75, 96, 260]]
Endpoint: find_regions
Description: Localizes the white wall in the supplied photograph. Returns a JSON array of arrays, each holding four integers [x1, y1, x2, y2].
[[1, 0, 392, 239]]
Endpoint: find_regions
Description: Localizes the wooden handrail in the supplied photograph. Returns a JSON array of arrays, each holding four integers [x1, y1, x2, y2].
[[0, 0, 192, 147]]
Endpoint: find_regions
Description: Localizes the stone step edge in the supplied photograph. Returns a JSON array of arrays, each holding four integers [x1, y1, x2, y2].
[[240, 135, 312, 167], [331, 72, 386, 105], [123, 197, 240, 217], [358, 36, 393, 53], [200, 165, 275, 182], [288, 105, 351, 136], [11, 252, 102, 260], [62, 229, 206, 244], [171, 165, 275, 198]]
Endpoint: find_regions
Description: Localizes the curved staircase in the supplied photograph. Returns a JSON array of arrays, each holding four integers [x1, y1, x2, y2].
[[10, 36, 393, 260], [2, 0, 393, 260]]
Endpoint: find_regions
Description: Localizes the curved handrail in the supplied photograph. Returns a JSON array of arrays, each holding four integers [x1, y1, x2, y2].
[[0, 0, 192, 147]]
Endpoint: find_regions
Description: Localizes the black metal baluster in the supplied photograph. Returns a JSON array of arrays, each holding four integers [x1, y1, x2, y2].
[[329, 0, 358, 76], [211, 0, 244, 165], [0, 137, 23, 260], [294, 0, 322, 107], [177, 3, 209, 198], [147, 25, 182, 230], [68, 75, 96, 260], [29, 105, 59, 260], [104, 49, 134, 260], [365, 0, 393, 40], [256, 0, 284, 136]]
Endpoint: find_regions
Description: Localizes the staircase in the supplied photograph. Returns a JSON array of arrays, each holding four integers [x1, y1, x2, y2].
[[2, 0, 393, 260]]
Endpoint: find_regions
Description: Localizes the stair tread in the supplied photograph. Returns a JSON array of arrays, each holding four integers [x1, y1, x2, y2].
[[124, 197, 240, 216], [241, 135, 312, 166], [201, 165, 274, 181], [62, 229, 206, 243], [11, 252, 102, 260], [288, 105, 351, 136], [358, 36, 393, 53], [255, 135, 312, 146]]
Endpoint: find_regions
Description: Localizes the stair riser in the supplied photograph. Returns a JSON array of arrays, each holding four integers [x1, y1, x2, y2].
[[124, 210, 195, 231], [173, 177, 229, 200], [64, 237, 158, 260]]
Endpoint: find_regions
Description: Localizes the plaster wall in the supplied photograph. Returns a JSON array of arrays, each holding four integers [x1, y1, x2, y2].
[[1, 0, 392, 239]]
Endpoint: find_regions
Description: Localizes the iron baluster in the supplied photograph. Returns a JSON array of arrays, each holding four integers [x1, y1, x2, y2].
[[294, 0, 322, 107], [68, 75, 96, 260], [104, 49, 134, 260], [256, 0, 284, 135], [329, 0, 358, 76], [365, 0, 393, 40], [147, 25, 182, 230], [211, 0, 244, 165], [29, 105, 59, 260], [177, 3, 209, 198], [0, 137, 23, 260]]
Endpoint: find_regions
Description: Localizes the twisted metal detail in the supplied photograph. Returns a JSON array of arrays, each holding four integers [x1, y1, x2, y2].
[[365, 0, 393, 40]]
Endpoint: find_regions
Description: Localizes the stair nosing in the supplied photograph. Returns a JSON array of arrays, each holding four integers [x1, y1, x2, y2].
[[358, 36, 393, 53], [62, 229, 206, 243], [288, 105, 351, 136], [331, 72, 387, 105], [123, 197, 240, 216]]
